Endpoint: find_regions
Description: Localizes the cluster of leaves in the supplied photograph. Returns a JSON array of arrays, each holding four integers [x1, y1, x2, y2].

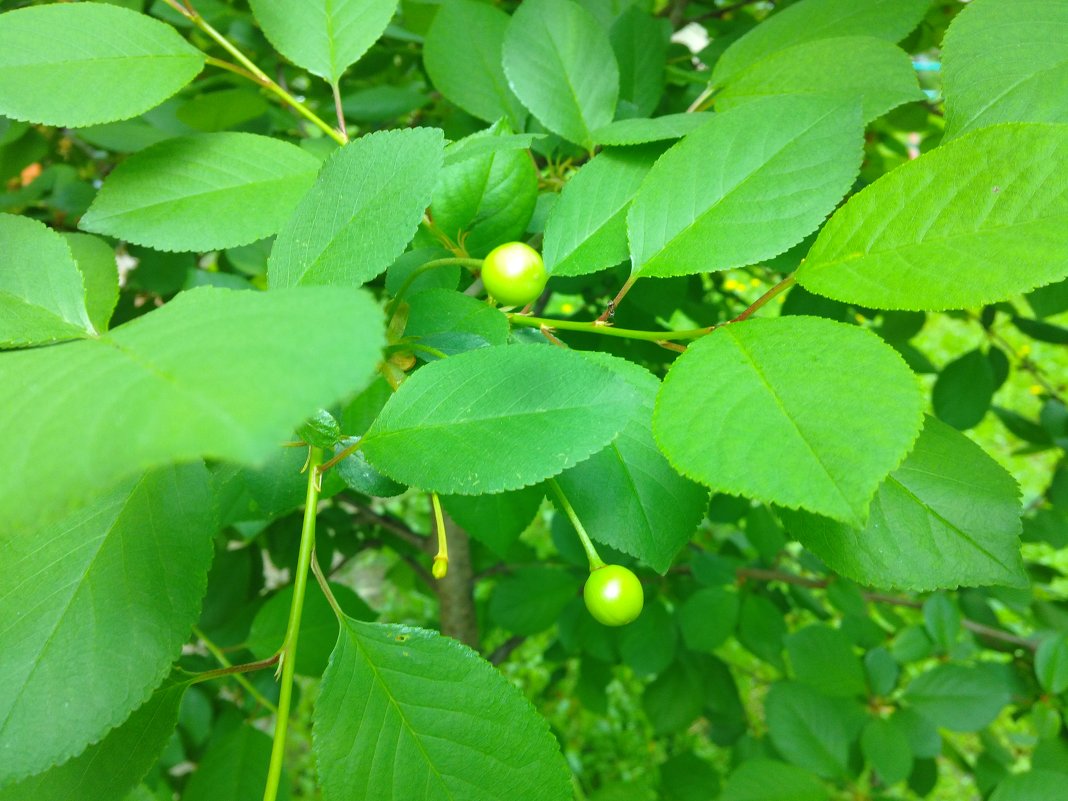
[[1, 0, 1067, 800]]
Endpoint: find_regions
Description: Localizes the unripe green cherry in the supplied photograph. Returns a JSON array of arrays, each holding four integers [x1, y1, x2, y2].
[[583, 565, 644, 626], [480, 242, 547, 307]]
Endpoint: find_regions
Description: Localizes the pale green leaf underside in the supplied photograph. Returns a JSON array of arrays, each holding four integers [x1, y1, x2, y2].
[[0, 214, 93, 347], [313, 618, 572, 801], [362, 344, 640, 495], [502, 0, 619, 149], [717, 37, 924, 123], [796, 123, 1068, 311], [556, 353, 707, 574], [0, 466, 213, 787], [627, 95, 863, 278], [781, 416, 1026, 591], [248, 0, 397, 84], [80, 133, 321, 253], [590, 112, 714, 147], [269, 127, 444, 289], [0, 3, 203, 127], [62, 233, 119, 334], [712, 0, 930, 85], [543, 145, 661, 277], [424, 0, 525, 127], [943, 0, 1068, 138], [0, 677, 188, 801], [0, 286, 384, 531], [654, 316, 924, 526]]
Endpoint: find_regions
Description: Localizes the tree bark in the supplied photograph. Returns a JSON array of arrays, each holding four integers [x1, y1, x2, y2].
[[435, 513, 479, 649]]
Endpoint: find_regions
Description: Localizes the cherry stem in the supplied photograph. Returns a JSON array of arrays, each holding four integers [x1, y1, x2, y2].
[[263, 446, 322, 801], [597, 275, 637, 322], [548, 478, 604, 571], [731, 274, 795, 322]]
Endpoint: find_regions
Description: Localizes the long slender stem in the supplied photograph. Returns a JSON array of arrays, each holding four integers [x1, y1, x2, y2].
[[263, 447, 323, 801], [510, 314, 713, 342], [548, 478, 604, 571], [192, 655, 280, 685], [330, 80, 349, 140], [192, 625, 278, 712], [162, 0, 346, 145], [731, 274, 795, 322], [596, 275, 638, 322]]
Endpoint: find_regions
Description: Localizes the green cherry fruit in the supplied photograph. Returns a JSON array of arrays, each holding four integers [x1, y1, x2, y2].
[[481, 241, 548, 307], [584, 565, 644, 626]]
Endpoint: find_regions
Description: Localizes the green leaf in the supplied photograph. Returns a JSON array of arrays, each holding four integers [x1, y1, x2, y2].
[[736, 594, 787, 670], [783, 416, 1026, 591], [313, 618, 572, 801], [609, 7, 667, 119], [923, 594, 962, 652], [247, 0, 397, 84], [423, 0, 525, 127], [627, 96, 863, 278], [904, 664, 1011, 732], [176, 88, 269, 133], [591, 113, 714, 147], [655, 317, 924, 526], [404, 289, 509, 352], [0, 286, 384, 532], [182, 717, 279, 801], [554, 353, 708, 573], [441, 485, 544, 556], [81, 133, 321, 252], [0, 3, 203, 127], [677, 587, 739, 653], [0, 214, 93, 347], [719, 759, 829, 801], [620, 600, 677, 677], [0, 465, 214, 786], [716, 37, 923, 124], [489, 566, 580, 635], [361, 344, 640, 495], [643, 662, 704, 736], [711, 0, 930, 85], [429, 120, 537, 258], [543, 144, 661, 277], [443, 132, 544, 167], [764, 682, 866, 778], [0, 676, 188, 801], [658, 751, 720, 801], [943, 0, 1068, 138], [502, 0, 619, 149], [269, 128, 443, 288], [796, 123, 1068, 311], [861, 716, 913, 786], [1035, 634, 1068, 695], [786, 625, 867, 698], [247, 583, 374, 677], [990, 770, 1067, 801], [933, 349, 996, 430], [62, 233, 119, 334], [335, 439, 407, 498]]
